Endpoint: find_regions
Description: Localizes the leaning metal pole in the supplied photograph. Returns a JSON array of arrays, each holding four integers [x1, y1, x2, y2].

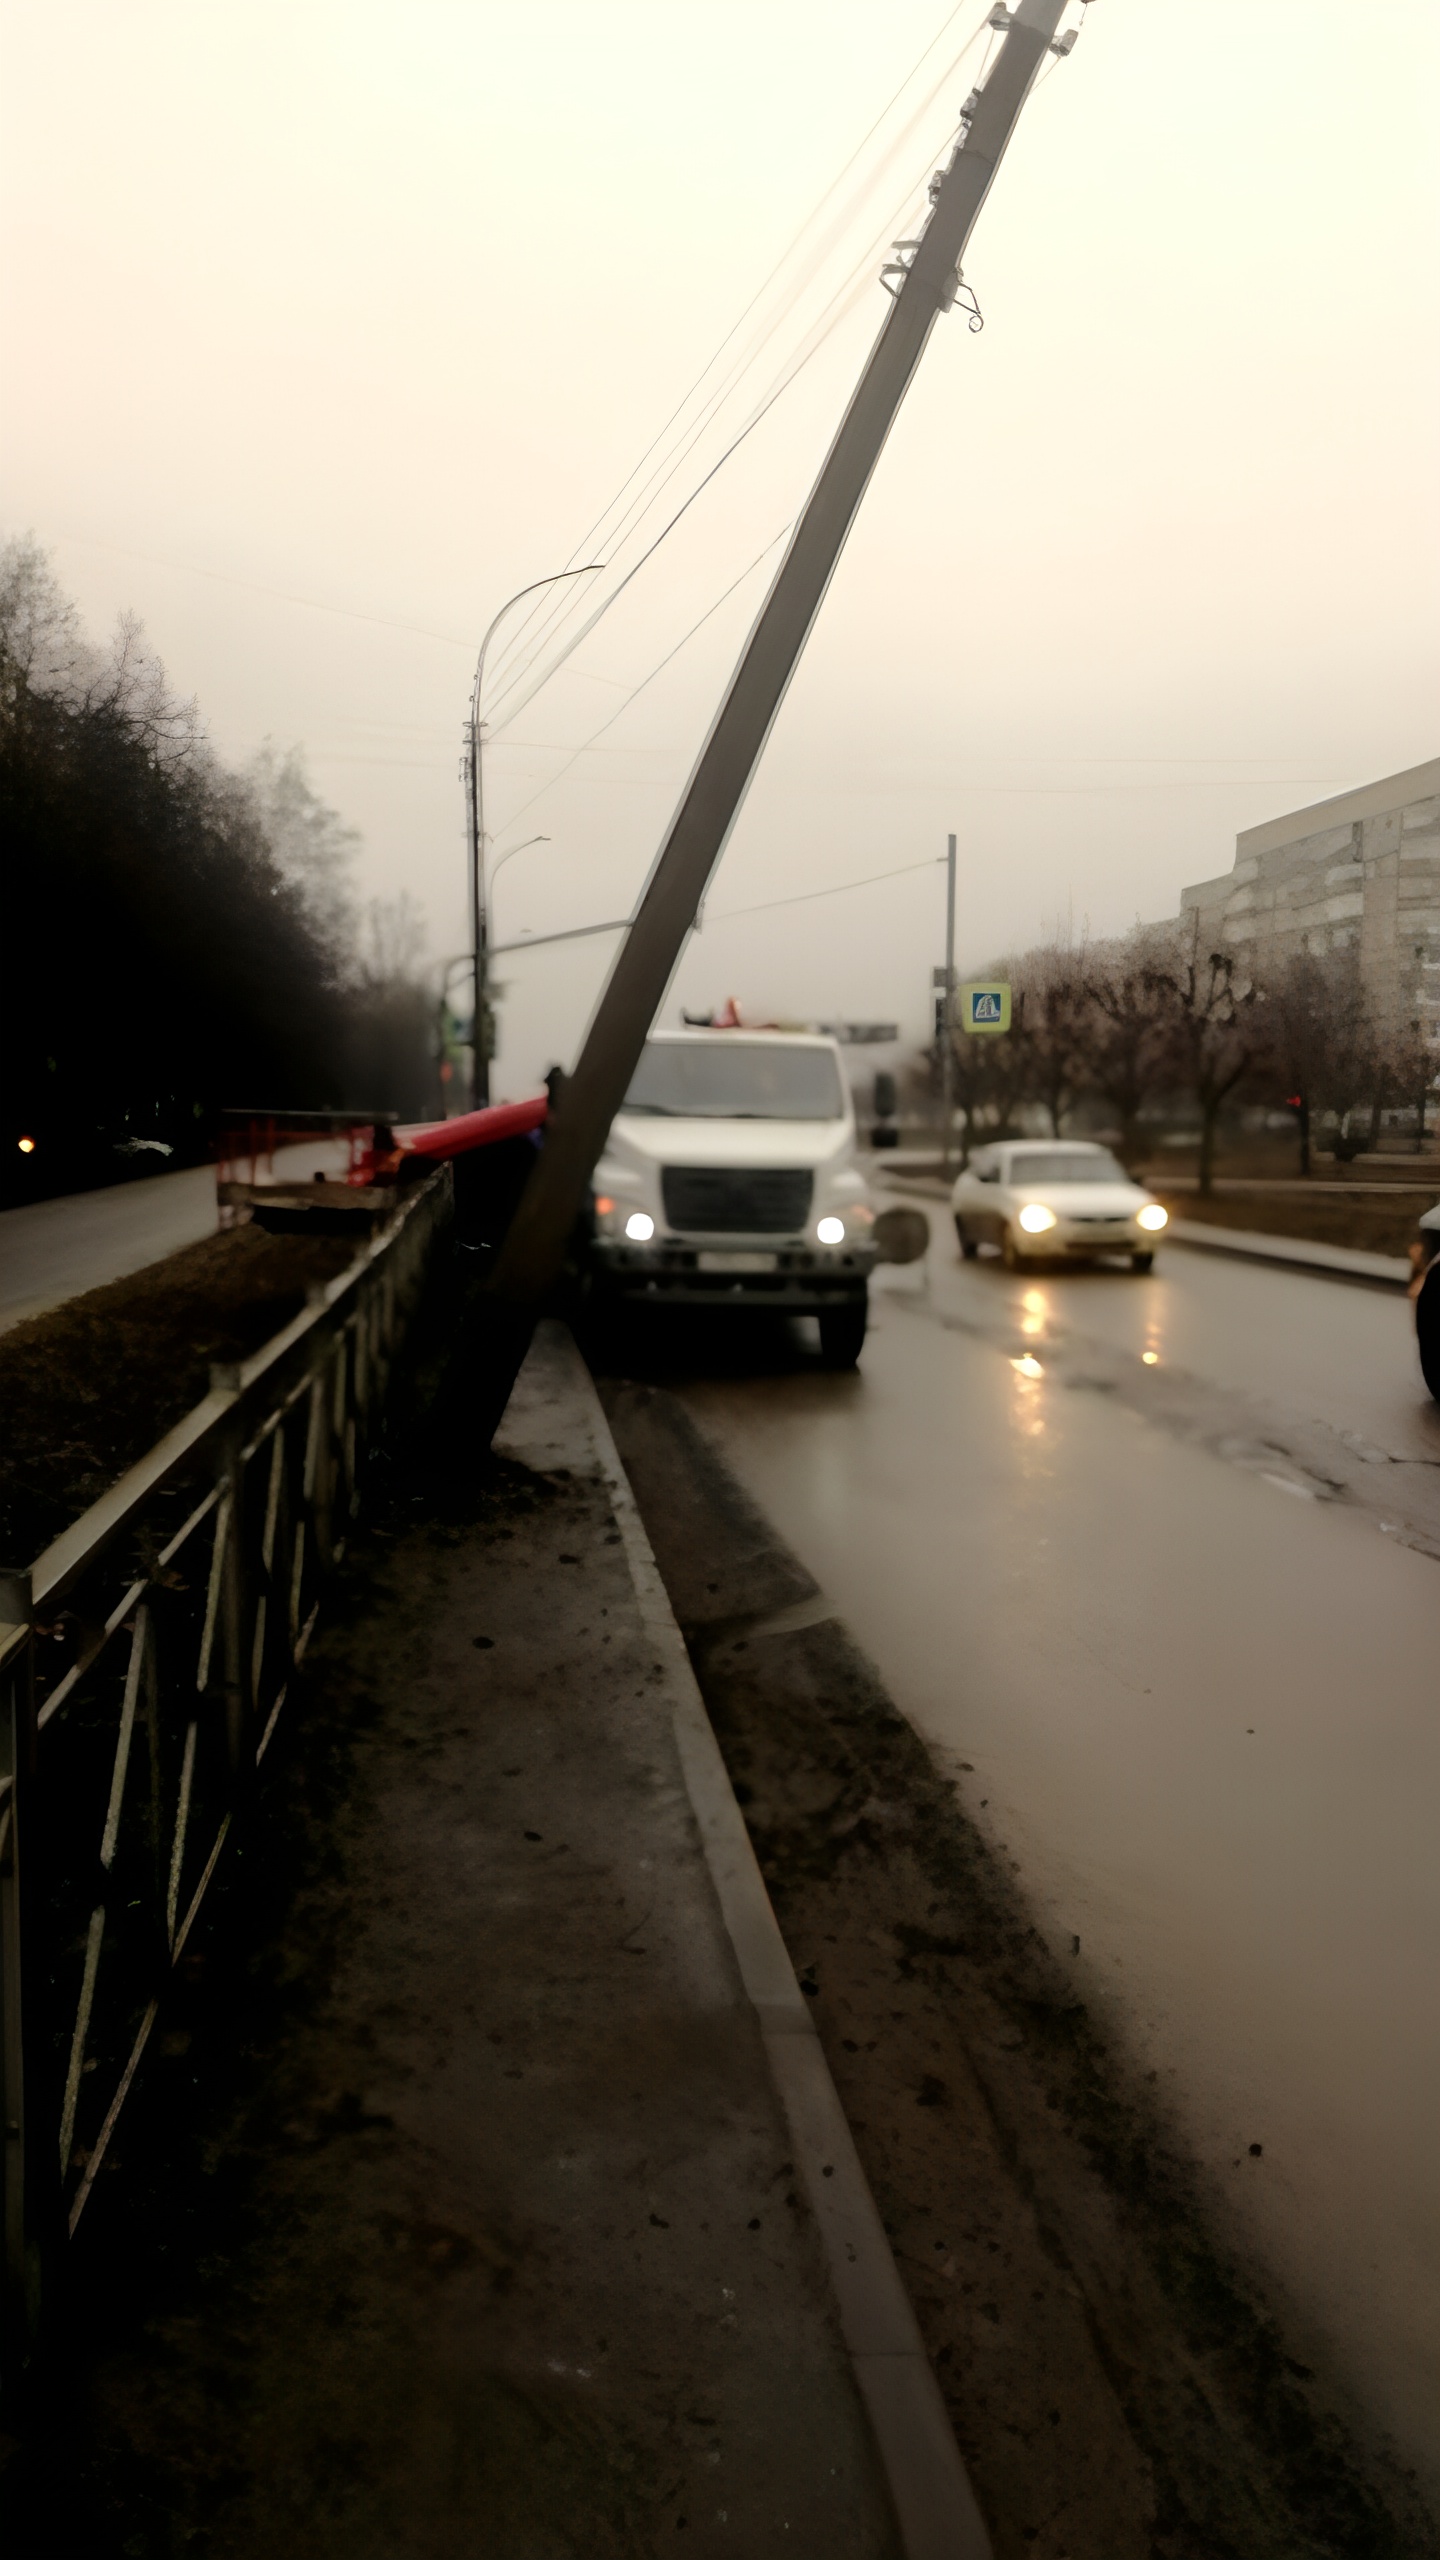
[[479, 0, 1068, 1416]]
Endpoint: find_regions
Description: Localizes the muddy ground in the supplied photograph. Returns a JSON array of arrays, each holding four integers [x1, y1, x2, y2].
[[602, 1374, 1436, 2560], [0, 1226, 357, 1562]]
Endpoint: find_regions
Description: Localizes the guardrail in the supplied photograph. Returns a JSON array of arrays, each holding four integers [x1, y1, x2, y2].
[[0, 1169, 449, 2386]]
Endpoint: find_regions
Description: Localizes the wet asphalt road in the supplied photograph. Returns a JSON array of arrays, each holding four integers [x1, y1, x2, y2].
[[627, 1223, 1440, 2497]]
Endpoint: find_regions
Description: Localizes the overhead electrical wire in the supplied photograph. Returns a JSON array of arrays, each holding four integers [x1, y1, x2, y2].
[[482, 85, 986, 739], [476, 3, 1011, 963], [706, 855, 944, 926], [486, 63, 971, 706], [489, 525, 794, 834], [496, 854, 945, 958], [480, 6, 992, 720], [483, 0, 985, 694]]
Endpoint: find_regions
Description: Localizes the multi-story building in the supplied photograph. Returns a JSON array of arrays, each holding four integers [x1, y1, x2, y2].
[[1180, 757, 1440, 1057]]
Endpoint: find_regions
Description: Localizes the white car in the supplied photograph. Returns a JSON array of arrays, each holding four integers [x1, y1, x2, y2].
[[588, 1030, 877, 1364], [951, 1140, 1169, 1272]]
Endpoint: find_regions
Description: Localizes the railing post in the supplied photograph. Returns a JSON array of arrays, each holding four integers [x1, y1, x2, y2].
[[208, 1374, 254, 1780], [0, 1571, 42, 2389]]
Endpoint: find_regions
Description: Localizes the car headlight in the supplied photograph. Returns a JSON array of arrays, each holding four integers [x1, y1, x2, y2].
[[1017, 1203, 1057, 1234], [816, 1215, 845, 1245], [624, 1211, 655, 1242], [1136, 1202, 1168, 1232]]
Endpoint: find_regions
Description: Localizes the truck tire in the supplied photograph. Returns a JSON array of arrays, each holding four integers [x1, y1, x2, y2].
[[954, 1215, 978, 1260], [818, 1294, 868, 1368], [1418, 1261, 1440, 1404]]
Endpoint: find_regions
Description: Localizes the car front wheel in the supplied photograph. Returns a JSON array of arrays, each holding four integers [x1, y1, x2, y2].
[[954, 1215, 979, 1260], [1001, 1225, 1023, 1271], [1130, 1250, 1155, 1274], [818, 1294, 868, 1368], [1418, 1262, 1440, 1402]]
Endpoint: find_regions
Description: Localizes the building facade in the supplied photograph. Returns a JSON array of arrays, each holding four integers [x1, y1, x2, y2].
[[1180, 757, 1440, 1057]]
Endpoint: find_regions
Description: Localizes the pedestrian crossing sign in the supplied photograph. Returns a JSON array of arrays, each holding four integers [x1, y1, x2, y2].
[[960, 981, 1011, 1036]]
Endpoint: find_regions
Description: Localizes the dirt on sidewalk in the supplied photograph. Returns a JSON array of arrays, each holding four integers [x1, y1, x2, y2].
[[2, 1340, 895, 2560], [0, 1225, 357, 1563]]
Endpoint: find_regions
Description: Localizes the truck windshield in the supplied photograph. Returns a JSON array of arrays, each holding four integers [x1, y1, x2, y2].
[[621, 1042, 845, 1121]]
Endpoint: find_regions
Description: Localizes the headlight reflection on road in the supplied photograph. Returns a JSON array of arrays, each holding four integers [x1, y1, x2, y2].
[[1020, 1289, 1048, 1340], [1011, 1353, 1044, 1380]]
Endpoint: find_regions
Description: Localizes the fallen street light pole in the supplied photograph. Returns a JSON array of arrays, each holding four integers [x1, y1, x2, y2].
[[474, 0, 1072, 1434]]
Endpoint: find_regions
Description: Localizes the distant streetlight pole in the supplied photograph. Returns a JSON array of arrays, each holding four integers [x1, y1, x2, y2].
[[466, 568, 602, 1105], [941, 831, 958, 1175]]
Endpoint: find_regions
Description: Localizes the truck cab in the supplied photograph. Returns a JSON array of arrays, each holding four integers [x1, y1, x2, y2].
[[587, 1030, 876, 1364]]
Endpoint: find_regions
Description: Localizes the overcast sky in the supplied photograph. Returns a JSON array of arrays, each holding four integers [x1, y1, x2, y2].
[[4, 0, 1437, 1094]]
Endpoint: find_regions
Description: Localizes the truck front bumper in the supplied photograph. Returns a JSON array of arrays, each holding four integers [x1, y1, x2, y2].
[[589, 1237, 874, 1310]]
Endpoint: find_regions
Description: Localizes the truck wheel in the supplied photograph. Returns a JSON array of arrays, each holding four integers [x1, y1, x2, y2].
[[1418, 1263, 1440, 1403], [954, 1215, 978, 1260], [818, 1296, 868, 1368]]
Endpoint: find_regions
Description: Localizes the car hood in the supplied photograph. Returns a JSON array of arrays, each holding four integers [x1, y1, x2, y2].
[[607, 1112, 855, 1172], [1005, 1180, 1150, 1212]]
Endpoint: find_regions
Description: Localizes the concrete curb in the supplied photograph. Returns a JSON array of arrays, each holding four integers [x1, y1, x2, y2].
[[565, 1332, 993, 2560], [1167, 1218, 1412, 1288]]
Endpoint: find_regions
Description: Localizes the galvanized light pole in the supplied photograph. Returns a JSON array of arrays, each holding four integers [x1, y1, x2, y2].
[[466, 571, 601, 1104], [941, 831, 958, 1176]]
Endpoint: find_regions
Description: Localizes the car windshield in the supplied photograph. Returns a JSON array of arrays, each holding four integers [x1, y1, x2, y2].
[[620, 1041, 845, 1120], [1010, 1150, 1128, 1185]]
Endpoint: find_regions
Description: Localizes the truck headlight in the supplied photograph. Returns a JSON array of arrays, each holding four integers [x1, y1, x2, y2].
[[816, 1215, 845, 1245], [1017, 1203, 1057, 1234], [625, 1211, 655, 1242], [1136, 1203, 1168, 1232]]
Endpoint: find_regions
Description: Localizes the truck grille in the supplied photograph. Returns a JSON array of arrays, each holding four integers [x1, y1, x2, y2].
[[661, 1166, 814, 1235]]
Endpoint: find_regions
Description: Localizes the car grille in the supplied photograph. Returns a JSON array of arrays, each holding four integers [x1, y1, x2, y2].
[[661, 1165, 814, 1235]]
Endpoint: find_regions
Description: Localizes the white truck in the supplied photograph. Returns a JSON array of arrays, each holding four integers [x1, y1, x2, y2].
[[585, 1029, 876, 1364]]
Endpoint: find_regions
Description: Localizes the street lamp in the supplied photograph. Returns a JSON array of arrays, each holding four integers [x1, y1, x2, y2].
[[488, 832, 548, 915], [466, 568, 602, 1104]]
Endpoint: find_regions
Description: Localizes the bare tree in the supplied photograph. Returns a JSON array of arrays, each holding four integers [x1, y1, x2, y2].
[[247, 740, 359, 962], [1083, 926, 1176, 1167], [1259, 946, 1360, 1176], [1008, 943, 1089, 1136], [1379, 1015, 1438, 1155], [1152, 926, 1266, 1195]]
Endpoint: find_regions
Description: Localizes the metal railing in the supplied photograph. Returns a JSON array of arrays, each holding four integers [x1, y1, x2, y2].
[[0, 1170, 449, 2383]]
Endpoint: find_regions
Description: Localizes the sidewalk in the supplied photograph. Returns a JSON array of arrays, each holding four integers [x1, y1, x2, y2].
[[1165, 1216, 1411, 1286], [8, 1325, 980, 2558]]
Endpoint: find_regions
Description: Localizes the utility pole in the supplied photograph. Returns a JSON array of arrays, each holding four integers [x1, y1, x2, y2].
[[482, 0, 1071, 1377], [941, 831, 957, 1175]]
